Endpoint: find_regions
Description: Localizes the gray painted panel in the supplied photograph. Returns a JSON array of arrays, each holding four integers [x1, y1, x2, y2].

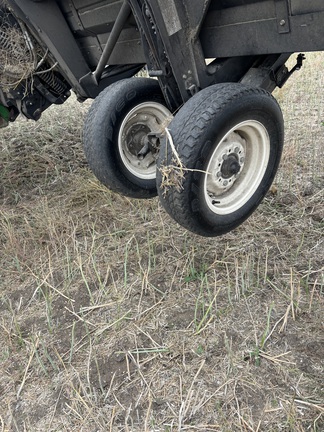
[[72, 0, 121, 10], [205, 0, 275, 27], [290, 0, 324, 15], [201, 11, 324, 57], [157, 0, 182, 36], [78, 2, 122, 30]]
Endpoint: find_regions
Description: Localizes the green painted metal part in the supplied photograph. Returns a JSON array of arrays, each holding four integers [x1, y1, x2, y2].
[[0, 104, 10, 128]]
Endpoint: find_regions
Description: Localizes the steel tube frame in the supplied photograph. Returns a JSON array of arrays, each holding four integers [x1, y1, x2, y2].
[[93, 1, 132, 83]]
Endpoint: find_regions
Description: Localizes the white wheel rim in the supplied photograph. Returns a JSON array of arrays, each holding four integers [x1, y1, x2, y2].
[[204, 120, 270, 215], [118, 102, 172, 180]]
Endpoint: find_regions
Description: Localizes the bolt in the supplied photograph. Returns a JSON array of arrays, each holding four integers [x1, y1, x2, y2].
[[240, 157, 245, 163], [279, 19, 286, 26], [222, 154, 228, 160], [216, 171, 222, 178], [234, 147, 240, 153], [223, 180, 228, 187]]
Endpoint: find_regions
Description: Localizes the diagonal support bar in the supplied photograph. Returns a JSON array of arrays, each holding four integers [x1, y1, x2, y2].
[[93, 1, 132, 83]]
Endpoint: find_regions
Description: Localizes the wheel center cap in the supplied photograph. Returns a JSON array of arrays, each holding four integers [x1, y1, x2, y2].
[[221, 154, 241, 178]]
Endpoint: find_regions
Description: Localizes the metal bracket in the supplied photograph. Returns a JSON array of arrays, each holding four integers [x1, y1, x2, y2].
[[273, 53, 305, 88], [275, 0, 290, 34], [68, 2, 84, 31]]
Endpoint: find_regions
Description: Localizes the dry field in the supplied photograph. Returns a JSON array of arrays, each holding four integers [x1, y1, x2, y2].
[[0, 53, 323, 431]]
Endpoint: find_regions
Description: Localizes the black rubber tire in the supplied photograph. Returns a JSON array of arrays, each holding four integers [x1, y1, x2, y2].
[[156, 83, 284, 237], [83, 77, 170, 199]]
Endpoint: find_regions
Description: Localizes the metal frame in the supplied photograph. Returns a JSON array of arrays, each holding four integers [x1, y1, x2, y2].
[[2, 0, 324, 120]]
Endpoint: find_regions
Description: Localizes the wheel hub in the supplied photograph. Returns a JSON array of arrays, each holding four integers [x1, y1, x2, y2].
[[119, 102, 172, 180], [125, 124, 150, 157], [220, 153, 241, 178], [209, 132, 246, 192]]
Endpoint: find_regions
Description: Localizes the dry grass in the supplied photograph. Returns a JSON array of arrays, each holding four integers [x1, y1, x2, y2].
[[0, 53, 323, 431], [0, 13, 35, 89]]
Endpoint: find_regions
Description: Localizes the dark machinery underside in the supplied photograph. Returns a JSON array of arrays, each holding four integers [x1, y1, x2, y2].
[[1, 0, 324, 125]]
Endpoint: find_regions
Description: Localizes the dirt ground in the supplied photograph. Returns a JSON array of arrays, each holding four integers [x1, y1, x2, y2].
[[0, 53, 323, 431]]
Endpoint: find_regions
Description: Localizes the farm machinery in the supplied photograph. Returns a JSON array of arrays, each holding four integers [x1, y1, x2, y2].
[[0, 0, 323, 236]]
